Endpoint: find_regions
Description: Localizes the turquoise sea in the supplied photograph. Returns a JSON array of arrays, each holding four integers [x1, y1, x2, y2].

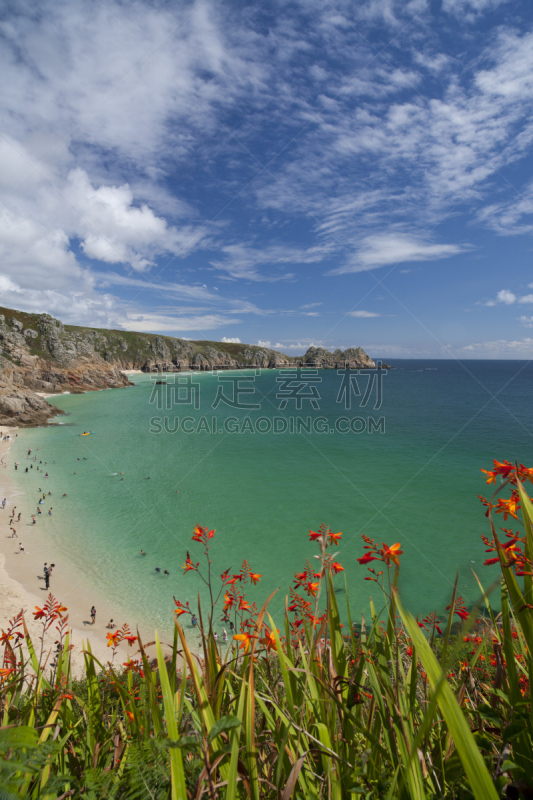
[[13, 360, 533, 634]]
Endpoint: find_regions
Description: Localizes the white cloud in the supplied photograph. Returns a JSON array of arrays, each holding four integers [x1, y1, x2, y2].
[[330, 234, 465, 274], [300, 302, 322, 309], [257, 340, 271, 347], [518, 316, 533, 327], [348, 310, 381, 317], [482, 289, 533, 306], [442, 0, 510, 17], [496, 289, 517, 305], [210, 243, 332, 281], [460, 337, 533, 355], [120, 314, 241, 334], [221, 336, 241, 343]]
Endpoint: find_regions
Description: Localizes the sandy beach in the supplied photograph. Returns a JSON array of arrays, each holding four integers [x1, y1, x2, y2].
[[0, 428, 172, 677]]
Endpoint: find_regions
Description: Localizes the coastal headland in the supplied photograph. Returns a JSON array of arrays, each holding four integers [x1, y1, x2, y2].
[[0, 305, 390, 427]]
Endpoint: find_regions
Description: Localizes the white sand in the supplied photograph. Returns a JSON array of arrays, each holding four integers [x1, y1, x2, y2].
[[0, 428, 173, 677]]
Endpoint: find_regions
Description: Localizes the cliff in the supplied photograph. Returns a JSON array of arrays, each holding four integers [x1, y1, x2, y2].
[[0, 306, 385, 426]]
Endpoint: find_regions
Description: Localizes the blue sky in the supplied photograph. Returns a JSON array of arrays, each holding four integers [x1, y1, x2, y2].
[[1, 0, 533, 357]]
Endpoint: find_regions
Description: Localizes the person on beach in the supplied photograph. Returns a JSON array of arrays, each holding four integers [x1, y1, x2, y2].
[[37, 508, 42, 515], [17, 513, 21, 522], [11, 527, 17, 538], [48, 508, 52, 515], [32, 515, 36, 525], [106, 619, 116, 629], [191, 615, 197, 627], [214, 632, 218, 643], [45, 570, 50, 589], [223, 628, 227, 642], [2, 498, 5, 509], [90, 606, 96, 624], [19, 543, 25, 553], [229, 621, 235, 633], [12, 507, 16, 516]]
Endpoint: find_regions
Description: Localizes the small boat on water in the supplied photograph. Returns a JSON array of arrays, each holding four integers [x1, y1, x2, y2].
[[155, 380, 167, 385], [81, 431, 95, 436]]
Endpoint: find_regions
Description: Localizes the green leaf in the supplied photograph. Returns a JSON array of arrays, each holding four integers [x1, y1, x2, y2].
[[207, 715, 241, 744], [0, 726, 38, 749], [396, 592, 499, 800], [155, 631, 188, 800]]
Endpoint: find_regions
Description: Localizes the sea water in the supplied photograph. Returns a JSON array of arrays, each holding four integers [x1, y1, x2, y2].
[[12, 360, 533, 634]]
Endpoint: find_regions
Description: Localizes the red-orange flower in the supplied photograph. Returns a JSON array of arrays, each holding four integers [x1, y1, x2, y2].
[[123, 635, 138, 647], [309, 530, 322, 541], [126, 710, 135, 722], [183, 551, 199, 572], [381, 543, 403, 566], [192, 525, 215, 543], [260, 628, 278, 651], [357, 553, 379, 565], [33, 606, 46, 620], [249, 572, 262, 585], [331, 561, 344, 574], [328, 532, 342, 545]]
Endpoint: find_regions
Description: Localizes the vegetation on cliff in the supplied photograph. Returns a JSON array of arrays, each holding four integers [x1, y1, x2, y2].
[[1, 460, 532, 798], [0, 305, 380, 426]]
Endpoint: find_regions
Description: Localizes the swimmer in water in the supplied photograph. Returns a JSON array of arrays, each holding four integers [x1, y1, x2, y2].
[[140, 550, 146, 556], [164, 569, 169, 576], [155, 566, 161, 573]]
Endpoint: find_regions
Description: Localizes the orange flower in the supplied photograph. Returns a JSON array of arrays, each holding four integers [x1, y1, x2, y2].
[[309, 530, 322, 541], [123, 635, 138, 647], [60, 693, 73, 700], [33, 606, 46, 620], [381, 543, 403, 566], [174, 607, 188, 618], [328, 532, 342, 545], [249, 572, 262, 585], [306, 582, 319, 597], [106, 631, 121, 648], [233, 633, 254, 652], [238, 597, 251, 612], [126, 710, 135, 722], [495, 495, 520, 521], [331, 561, 344, 574]]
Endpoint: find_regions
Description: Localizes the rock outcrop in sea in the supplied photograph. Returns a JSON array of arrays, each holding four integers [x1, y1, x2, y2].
[[0, 306, 388, 426]]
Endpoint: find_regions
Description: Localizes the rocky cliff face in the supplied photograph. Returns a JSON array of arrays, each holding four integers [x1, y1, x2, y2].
[[0, 306, 385, 426]]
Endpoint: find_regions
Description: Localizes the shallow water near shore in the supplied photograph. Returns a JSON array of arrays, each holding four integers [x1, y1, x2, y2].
[[11, 360, 533, 636]]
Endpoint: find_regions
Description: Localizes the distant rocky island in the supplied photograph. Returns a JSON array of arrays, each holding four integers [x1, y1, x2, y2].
[[0, 306, 389, 426]]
